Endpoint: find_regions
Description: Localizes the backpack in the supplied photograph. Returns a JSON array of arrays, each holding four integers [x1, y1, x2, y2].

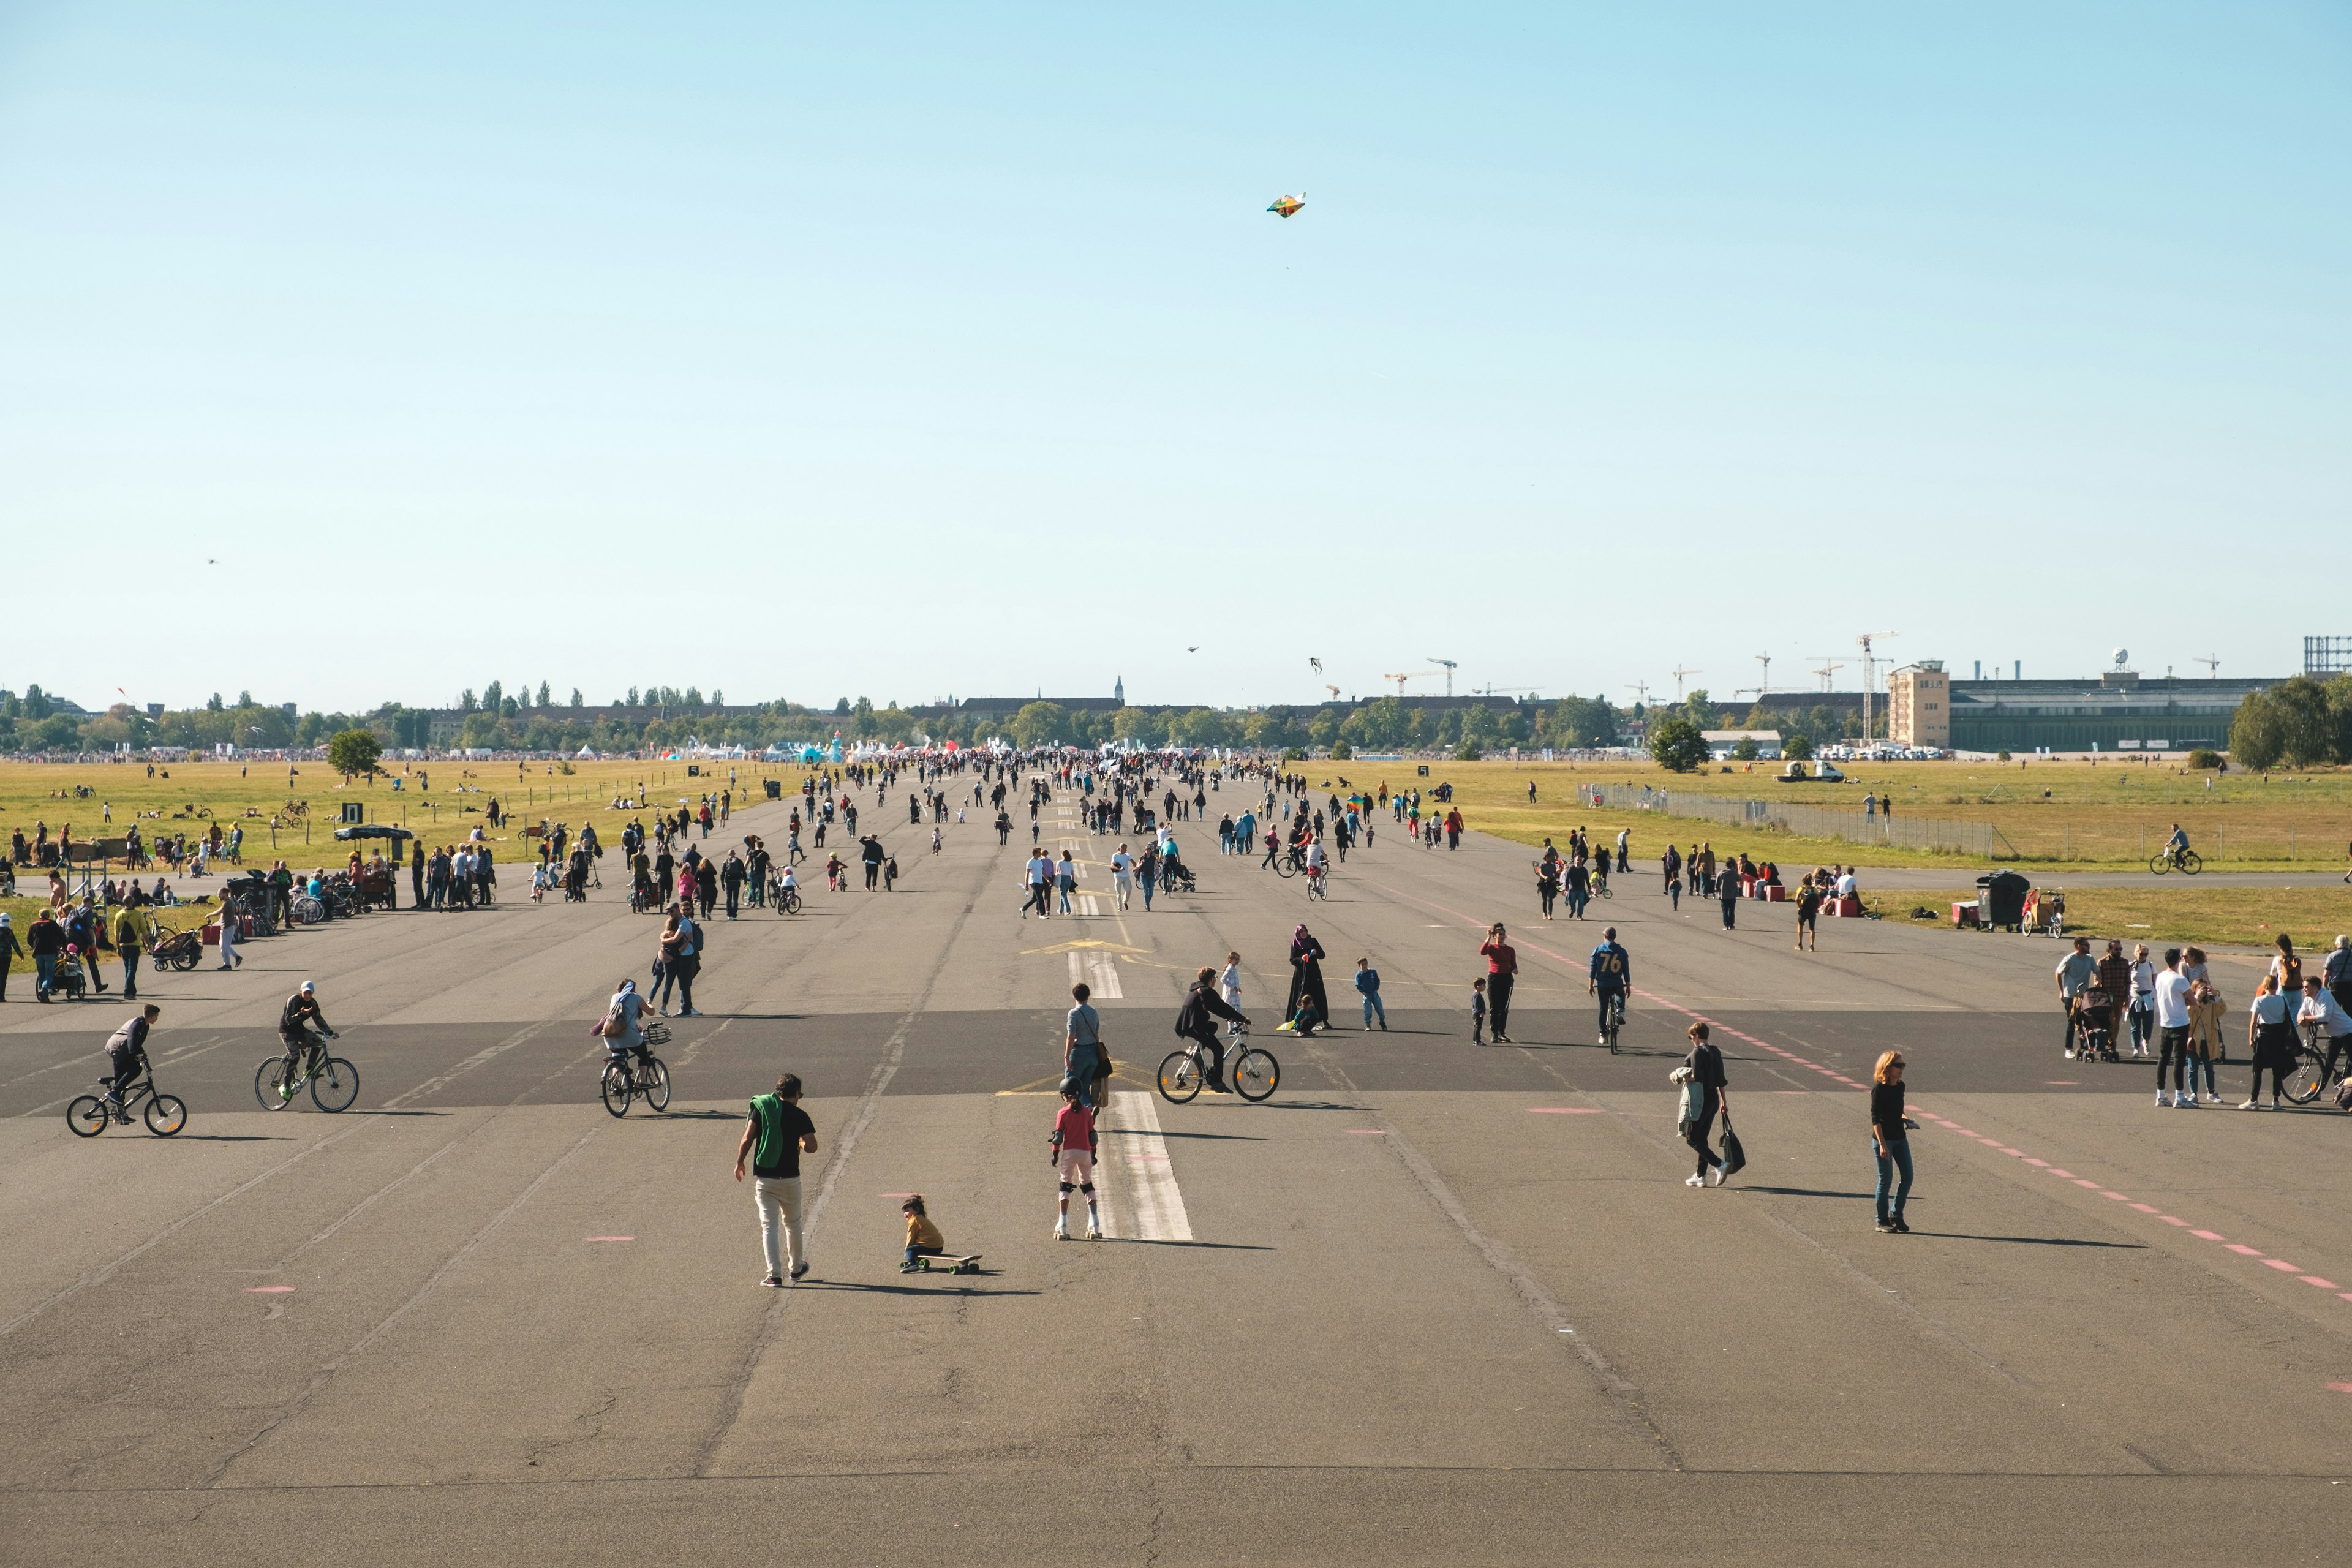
[[599, 1001, 628, 1039]]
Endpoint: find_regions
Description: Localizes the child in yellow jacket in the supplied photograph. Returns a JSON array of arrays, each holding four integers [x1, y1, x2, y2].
[[900, 1194, 946, 1272]]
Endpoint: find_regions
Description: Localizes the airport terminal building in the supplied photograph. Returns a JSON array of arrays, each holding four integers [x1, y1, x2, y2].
[[1888, 660, 2285, 755]]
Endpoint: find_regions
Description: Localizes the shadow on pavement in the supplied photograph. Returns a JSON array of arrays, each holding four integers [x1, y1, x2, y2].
[[1910, 1232, 2147, 1248]]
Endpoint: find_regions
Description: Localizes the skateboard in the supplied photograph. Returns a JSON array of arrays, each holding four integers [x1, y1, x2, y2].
[[910, 1253, 984, 1275]]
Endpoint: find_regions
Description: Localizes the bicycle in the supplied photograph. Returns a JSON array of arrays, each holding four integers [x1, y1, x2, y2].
[[1305, 863, 1328, 900], [69, 1068, 187, 1137], [2282, 1022, 2344, 1106], [256, 1032, 360, 1112], [290, 894, 326, 925], [1271, 845, 1305, 880], [2149, 846, 2204, 876], [1158, 1025, 1280, 1104], [601, 1023, 674, 1117], [1598, 990, 1626, 1054]]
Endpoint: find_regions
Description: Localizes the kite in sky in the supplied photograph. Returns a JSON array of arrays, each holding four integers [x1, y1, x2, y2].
[[1310, 658, 1323, 673], [1267, 193, 1305, 219]]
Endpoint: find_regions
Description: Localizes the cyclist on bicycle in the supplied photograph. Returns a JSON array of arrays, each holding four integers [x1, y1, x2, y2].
[[102, 1004, 160, 1113], [1177, 966, 1250, 1093], [1303, 835, 1326, 893], [1589, 927, 1631, 1046], [2165, 823, 2190, 867], [278, 981, 337, 1080], [602, 978, 654, 1067]]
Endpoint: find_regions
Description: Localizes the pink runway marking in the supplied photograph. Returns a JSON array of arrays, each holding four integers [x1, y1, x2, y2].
[[2128, 1203, 2159, 1213], [244, 1286, 296, 1294], [2225, 1243, 2264, 1256], [2261, 1259, 2301, 1272], [1528, 1107, 1602, 1114], [880, 1191, 918, 1197], [1348, 1129, 1387, 1134], [586, 1236, 635, 1243], [2329, 1382, 2352, 1393], [2300, 1278, 2339, 1290], [2191, 1230, 2226, 1241], [2045, 1080, 2079, 1085]]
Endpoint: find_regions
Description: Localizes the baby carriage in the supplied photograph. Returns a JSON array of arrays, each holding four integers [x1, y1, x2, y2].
[[1159, 856, 1197, 894], [53, 945, 90, 1002], [2069, 985, 2120, 1063]]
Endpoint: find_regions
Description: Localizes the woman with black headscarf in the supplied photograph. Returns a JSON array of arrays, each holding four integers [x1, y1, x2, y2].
[[1284, 925, 1329, 1035]]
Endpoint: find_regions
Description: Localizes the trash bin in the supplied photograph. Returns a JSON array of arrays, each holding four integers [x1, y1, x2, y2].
[[1978, 870, 2031, 931], [764, 779, 782, 800]]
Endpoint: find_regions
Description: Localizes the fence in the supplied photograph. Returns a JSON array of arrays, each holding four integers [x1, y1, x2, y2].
[[1588, 784, 1997, 858]]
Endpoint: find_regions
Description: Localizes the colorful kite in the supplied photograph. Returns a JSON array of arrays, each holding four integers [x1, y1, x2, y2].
[[1267, 193, 1305, 219]]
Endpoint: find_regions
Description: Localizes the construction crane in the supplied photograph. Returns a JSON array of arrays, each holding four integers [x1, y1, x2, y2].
[[1670, 666, 1702, 700], [1855, 631, 1898, 741], [1427, 658, 1458, 697], [1476, 682, 1543, 699], [1754, 653, 1773, 695], [1623, 680, 1653, 710], [1807, 657, 1844, 692], [1382, 668, 1445, 696], [2193, 655, 2220, 677]]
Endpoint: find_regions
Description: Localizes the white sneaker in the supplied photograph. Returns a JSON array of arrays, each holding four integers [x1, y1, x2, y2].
[[2239, 1101, 2260, 1110], [2207, 1093, 2224, 1104], [1685, 1174, 1705, 1187], [2155, 1091, 2171, 1107], [2177, 1094, 2198, 1109]]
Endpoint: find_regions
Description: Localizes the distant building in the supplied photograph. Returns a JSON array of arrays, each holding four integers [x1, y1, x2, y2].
[[1909, 664, 2285, 753], [1886, 663, 1950, 748], [1700, 729, 1781, 760]]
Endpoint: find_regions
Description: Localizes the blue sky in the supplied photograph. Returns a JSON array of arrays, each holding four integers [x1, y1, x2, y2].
[[3, 3, 2345, 715]]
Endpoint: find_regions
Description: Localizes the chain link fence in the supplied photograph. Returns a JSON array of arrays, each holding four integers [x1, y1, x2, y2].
[[1584, 783, 1996, 858]]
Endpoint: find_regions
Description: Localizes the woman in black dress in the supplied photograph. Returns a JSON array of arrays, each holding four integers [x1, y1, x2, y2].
[[1284, 924, 1329, 1035]]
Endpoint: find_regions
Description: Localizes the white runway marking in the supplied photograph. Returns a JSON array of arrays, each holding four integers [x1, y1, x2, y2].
[[1088, 952, 1123, 998], [1105, 1091, 1190, 1241]]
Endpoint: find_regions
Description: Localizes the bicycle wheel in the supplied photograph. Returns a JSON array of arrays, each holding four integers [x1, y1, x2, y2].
[[1597, 883, 1613, 900], [145, 1094, 187, 1136], [1271, 857, 1295, 879], [600, 1063, 635, 1117], [2147, 853, 2170, 876], [2180, 851, 2203, 875], [309, 1058, 360, 1113], [641, 1058, 672, 1112], [256, 1056, 298, 1109], [2282, 1052, 2326, 1106], [1232, 1048, 1281, 1102], [293, 895, 324, 924], [66, 1095, 109, 1137], [1157, 1050, 1204, 1104], [783, 889, 802, 913]]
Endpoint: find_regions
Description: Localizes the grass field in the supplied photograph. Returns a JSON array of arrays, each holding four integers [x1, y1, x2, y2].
[[1388, 758, 2352, 873], [0, 757, 811, 876], [1878, 884, 2352, 954]]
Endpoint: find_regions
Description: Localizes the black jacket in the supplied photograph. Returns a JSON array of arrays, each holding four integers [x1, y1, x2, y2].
[[1177, 982, 1244, 1038]]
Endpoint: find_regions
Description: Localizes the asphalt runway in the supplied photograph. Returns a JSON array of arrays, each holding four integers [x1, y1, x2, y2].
[[4, 783, 2348, 1565]]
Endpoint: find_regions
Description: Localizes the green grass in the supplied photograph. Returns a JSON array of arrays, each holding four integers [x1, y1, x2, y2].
[[1396, 758, 2352, 872]]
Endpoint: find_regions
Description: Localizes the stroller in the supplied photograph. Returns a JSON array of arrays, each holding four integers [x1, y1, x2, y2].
[[148, 927, 205, 973], [52, 946, 90, 1002], [2069, 986, 2120, 1063], [1159, 856, 1197, 894]]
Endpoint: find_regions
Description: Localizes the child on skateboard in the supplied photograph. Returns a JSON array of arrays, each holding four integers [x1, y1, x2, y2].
[[900, 1194, 947, 1271], [1050, 1086, 1101, 1240]]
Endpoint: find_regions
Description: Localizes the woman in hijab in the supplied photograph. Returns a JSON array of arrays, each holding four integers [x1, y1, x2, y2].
[[1285, 925, 1330, 1035]]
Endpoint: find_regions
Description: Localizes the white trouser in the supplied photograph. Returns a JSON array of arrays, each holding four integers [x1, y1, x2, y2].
[[755, 1175, 804, 1276]]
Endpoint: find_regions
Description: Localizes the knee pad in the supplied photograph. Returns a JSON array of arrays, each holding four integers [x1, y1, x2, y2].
[[1058, 1181, 1074, 1194], [1079, 1183, 1095, 1196]]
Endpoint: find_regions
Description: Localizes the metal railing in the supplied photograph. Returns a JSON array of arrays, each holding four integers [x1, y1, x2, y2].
[[1583, 783, 1996, 858]]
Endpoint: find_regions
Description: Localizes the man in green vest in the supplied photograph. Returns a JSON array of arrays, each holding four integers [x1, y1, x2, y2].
[[733, 1073, 819, 1287]]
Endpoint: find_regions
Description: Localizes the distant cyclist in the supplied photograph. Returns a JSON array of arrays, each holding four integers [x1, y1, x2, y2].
[[603, 978, 652, 1068], [277, 981, 337, 1085], [1589, 927, 1630, 1046], [2165, 823, 2190, 867]]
